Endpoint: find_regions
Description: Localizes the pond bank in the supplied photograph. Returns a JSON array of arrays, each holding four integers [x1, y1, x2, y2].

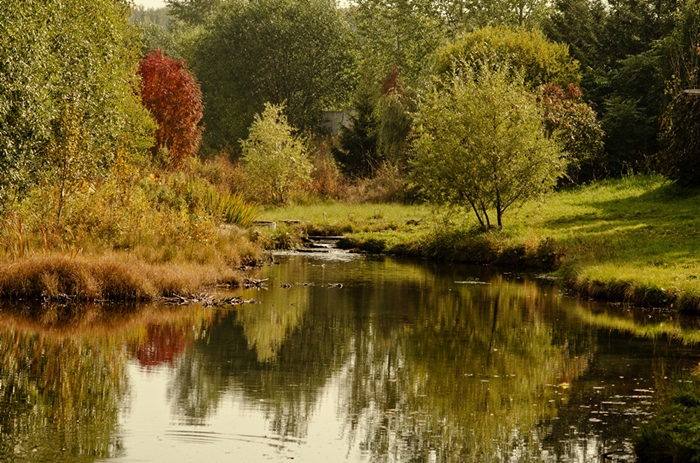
[[258, 174, 700, 313], [4, 253, 696, 462]]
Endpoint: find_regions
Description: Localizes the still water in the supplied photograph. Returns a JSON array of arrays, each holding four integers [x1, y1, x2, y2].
[[0, 253, 699, 462]]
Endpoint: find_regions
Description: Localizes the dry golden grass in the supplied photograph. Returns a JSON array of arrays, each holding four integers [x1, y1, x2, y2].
[[0, 253, 244, 302]]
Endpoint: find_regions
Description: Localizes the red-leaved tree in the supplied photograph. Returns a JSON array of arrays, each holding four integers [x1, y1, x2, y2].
[[138, 49, 204, 165]]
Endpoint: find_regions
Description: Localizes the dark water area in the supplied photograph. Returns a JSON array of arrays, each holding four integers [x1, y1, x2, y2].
[[0, 253, 699, 462]]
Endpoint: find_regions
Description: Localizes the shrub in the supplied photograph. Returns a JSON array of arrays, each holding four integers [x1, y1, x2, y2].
[[309, 141, 348, 200], [538, 83, 605, 184], [412, 64, 566, 229], [658, 91, 700, 188], [240, 103, 313, 204], [433, 26, 581, 89]]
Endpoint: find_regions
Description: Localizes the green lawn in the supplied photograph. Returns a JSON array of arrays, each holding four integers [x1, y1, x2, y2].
[[517, 175, 700, 287], [260, 174, 700, 310]]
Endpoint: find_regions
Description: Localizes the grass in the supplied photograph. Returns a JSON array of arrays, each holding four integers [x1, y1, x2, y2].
[[260, 202, 433, 234], [521, 175, 700, 312], [634, 372, 700, 462], [0, 253, 245, 302], [0, 157, 266, 303], [204, 189, 261, 226], [258, 174, 700, 311]]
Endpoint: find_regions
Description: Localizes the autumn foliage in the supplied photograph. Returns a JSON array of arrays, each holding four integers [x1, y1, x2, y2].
[[138, 50, 204, 165]]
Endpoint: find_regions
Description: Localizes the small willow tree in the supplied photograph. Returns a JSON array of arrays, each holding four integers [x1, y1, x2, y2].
[[412, 65, 566, 229], [240, 103, 313, 203]]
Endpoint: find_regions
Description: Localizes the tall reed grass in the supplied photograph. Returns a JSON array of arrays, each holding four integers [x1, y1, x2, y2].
[[204, 189, 260, 226]]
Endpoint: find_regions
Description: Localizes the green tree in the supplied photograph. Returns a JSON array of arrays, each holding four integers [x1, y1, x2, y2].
[[433, 26, 581, 89], [130, 4, 194, 59], [376, 66, 413, 165], [658, 92, 700, 187], [599, 0, 677, 70], [542, 0, 606, 71], [332, 66, 413, 179], [0, 0, 154, 215], [435, 0, 551, 31], [542, 0, 679, 178], [350, 0, 445, 86], [664, 0, 700, 95], [240, 103, 313, 204], [538, 83, 604, 183], [349, 0, 551, 87], [655, 0, 700, 187], [412, 66, 565, 229], [587, 46, 668, 176], [132, 5, 172, 27], [166, 0, 223, 26], [189, 0, 355, 153], [332, 77, 381, 178]]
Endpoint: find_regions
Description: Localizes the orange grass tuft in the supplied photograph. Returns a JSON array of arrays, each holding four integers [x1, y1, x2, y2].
[[0, 254, 246, 302]]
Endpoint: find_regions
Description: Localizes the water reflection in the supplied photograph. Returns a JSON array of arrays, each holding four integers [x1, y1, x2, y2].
[[0, 255, 699, 462], [0, 302, 213, 463]]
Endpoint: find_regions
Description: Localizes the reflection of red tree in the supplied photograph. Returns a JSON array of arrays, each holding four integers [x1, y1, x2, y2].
[[135, 324, 190, 368]]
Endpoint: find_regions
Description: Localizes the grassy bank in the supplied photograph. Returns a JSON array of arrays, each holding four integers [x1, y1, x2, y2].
[[259, 174, 700, 312], [0, 228, 262, 303]]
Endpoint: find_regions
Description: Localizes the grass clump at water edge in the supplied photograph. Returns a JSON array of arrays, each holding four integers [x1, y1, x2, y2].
[[0, 157, 266, 303], [0, 254, 246, 302]]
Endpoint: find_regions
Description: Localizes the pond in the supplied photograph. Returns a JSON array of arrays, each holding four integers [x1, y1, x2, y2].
[[0, 253, 699, 462]]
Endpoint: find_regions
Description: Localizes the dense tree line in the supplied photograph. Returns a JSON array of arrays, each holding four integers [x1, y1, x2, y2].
[[186, 0, 354, 152], [153, 0, 696, 183], [2, 0, 699, 224], [0, 0, 154, 213]]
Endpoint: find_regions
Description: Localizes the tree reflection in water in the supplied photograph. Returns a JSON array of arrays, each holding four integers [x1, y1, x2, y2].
[[335, 263, 595, 461], [0, 302, 213, 463], [167, 256, 599, 461]]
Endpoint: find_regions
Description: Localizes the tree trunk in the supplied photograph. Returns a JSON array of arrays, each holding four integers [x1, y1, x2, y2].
[[469, 201, 487, 230], [496, 189, 503, 229]]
